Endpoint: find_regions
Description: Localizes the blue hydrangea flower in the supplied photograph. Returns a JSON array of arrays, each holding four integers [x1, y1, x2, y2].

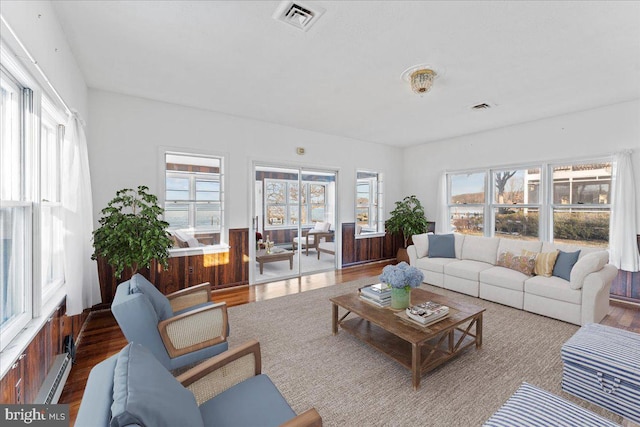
[[379, 261, 424, 290]]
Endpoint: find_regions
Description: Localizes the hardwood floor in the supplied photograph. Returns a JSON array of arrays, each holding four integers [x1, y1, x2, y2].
[[60, 261, 640, 426]]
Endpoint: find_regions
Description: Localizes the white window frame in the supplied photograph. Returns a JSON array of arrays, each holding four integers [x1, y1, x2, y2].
[[489, 166, 543, 240], [446, 157, 613, 247], [263, 179, 329, 229], [161, 150, 227, 251], [447, 170, 488, 235], [39, 96, 66, 303], [355, 170, 385, 237]]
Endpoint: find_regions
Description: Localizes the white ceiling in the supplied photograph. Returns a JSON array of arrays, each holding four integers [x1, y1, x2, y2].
[[51, 0, 640, 147]]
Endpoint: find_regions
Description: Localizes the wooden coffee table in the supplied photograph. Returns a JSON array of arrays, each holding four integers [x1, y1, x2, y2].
[[256, 248, 294, 274], [330, 287, 485, 390]]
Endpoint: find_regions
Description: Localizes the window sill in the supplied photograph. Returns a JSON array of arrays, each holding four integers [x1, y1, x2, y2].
[[356, 232, 386, 239], [169, 244, 230, 257], [0, 285, 67, 378]]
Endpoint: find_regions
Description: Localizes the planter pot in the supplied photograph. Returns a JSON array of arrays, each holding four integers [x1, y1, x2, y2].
[[396, 248, 409, 263], [391, 287, 411, 310]]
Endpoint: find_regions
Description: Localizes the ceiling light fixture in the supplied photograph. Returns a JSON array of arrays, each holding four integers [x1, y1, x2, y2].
[[401, 64, 439, 96]]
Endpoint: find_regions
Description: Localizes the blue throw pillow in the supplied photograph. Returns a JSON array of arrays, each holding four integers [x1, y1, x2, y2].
[[111, 343, 204, 427], [428, 234, 456, 258], [552, 250, 581, 281]]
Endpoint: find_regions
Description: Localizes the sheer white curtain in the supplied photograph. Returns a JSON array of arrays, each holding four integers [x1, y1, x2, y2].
[[609, 150, 640, 272], [63, 112, 101, 315], [435, 172, 451, 234]]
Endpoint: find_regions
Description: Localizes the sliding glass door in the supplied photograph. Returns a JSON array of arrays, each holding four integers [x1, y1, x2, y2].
[[252, 164, 337, 283]]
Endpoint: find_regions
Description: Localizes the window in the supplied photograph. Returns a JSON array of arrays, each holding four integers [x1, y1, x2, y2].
[[355, 170, 384, 235], [40, 99, 65, 297], [446, 159, 612, 247], [1, 68, 33, 347], [164, 152, 224, 246], [448, 171, 486, 235], [492, 168, 541, 240], [264, 179, 327, 227], [0, 45, 68, 350], [551, 162, 611, 247]]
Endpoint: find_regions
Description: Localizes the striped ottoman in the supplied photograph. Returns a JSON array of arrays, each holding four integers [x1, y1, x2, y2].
[[561, 323, 640, 424], [484, 382, 620, 427]]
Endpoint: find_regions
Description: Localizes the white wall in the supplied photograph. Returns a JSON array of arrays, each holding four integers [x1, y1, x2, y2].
[[1, 0, 88, 119], [403, 99, 640, 227], [88, 89, 404, 235]]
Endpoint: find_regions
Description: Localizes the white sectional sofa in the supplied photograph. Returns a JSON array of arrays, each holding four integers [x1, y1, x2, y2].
[[407, 233, 618, 325]]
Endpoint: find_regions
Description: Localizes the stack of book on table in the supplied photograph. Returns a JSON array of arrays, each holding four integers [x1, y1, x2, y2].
[[405, 301, 450, 326], [359, 283, 392, 307]]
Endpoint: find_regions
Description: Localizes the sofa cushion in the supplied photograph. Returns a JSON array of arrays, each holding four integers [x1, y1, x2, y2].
[[111, 343, 204, 427], [428, 234, 455, 258], [479, 266, 529, 292], [412, 232, 432, 258], [129, 274, 174, 321], [496, 251, 535, 276], [445, 260, 494, 281], [413, 257, 459, 273], [569, 251, 609, 290], [553, 250, 581, 281], [525, 275, 582, 305], [461, 235, 500, 265], [523, 250, 559, 277], [199, 374, 296, 427], [454, 233, 465, 259], [497, 239, 542, 258]]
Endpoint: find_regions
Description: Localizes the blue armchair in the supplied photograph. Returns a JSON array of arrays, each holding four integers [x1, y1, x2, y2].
[[111, 274, 229, 372], [76, 342, 322, 427]]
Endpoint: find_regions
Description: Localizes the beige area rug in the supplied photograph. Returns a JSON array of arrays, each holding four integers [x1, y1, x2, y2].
[[226, 278, 623, 426]]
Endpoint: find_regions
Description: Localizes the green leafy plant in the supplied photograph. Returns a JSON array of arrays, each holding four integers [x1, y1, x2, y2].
[[92, 186, 173, 278], [385, 195, 428, 248]]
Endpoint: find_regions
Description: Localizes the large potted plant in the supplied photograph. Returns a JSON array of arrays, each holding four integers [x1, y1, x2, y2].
[[92, 185, 173, 279], [385, 195, 428, 262]]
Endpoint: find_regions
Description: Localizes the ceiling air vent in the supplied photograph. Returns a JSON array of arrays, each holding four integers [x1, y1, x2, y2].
[[471, 103, 492, 110], [273, 1, 325, 32]]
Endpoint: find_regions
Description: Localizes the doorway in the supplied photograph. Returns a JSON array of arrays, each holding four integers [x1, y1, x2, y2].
[[252, 164, 337, 284]]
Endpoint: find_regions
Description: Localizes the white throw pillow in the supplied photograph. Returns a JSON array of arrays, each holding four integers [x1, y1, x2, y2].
[[569, 251, 609, 290], [313, 222, 331, 232], [461, 235, 500, 265], [411, 233, 433, 258]]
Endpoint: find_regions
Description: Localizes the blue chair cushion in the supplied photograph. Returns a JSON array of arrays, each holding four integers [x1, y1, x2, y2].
[[552, 250, 581, 281], [428, 233, 456, 258], [110, 343, 204, 427], [199, 374, 296, 427], [129, 274, 174, 321]]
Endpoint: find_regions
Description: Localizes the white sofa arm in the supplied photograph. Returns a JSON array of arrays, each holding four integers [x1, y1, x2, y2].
[[581, 264, 618, 325], [407, 245, 418, 265]]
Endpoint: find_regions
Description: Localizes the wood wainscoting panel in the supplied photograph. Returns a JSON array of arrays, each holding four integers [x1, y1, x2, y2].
[[0, 299, 88, 404], [97, 228, 250, 305], [341, 222, 402, 268]]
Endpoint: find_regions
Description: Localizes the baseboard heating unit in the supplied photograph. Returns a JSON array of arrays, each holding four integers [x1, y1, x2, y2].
[[35, 353, 72, 404]]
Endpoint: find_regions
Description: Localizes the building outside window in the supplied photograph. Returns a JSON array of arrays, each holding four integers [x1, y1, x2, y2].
[[551, 162, 611, 247], [356, 170, 384, 234]]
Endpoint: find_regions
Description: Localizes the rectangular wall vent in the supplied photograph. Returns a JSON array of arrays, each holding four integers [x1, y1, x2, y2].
[[273, 1, 325, 32]]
